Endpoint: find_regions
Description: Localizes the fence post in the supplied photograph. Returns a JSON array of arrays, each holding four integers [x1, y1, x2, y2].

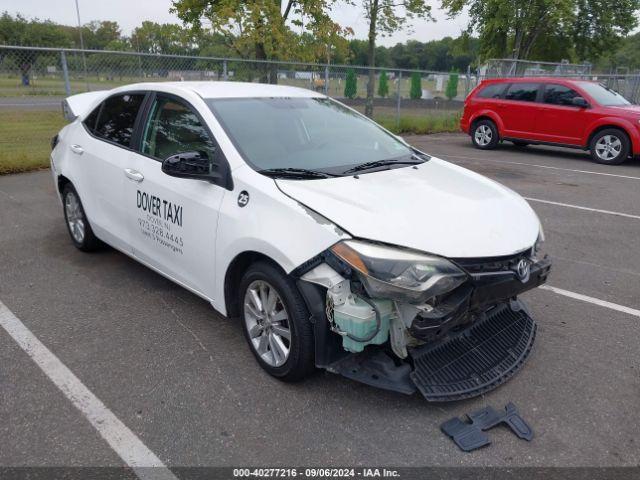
[[223, 60, 228, 81], [465, 65, 471, 98], [324, 64, 329, 96], [396, 70, 402, 130], [60, 50, 71, 96]]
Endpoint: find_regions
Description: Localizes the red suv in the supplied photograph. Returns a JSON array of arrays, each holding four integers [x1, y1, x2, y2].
[[461, 78, 640, 165]]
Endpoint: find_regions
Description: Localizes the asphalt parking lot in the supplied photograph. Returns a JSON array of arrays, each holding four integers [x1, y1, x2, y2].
[[1, 133, 639, 474]]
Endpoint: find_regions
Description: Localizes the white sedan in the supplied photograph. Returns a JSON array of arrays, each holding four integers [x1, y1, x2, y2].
[[51, 82, 551, 401]]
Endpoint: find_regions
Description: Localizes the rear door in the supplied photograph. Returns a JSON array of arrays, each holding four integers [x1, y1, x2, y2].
[[499, 82, 542, 139], [123, 93, 226, 298], [72, 92, 147, 251], [534, 83, 585, 145]]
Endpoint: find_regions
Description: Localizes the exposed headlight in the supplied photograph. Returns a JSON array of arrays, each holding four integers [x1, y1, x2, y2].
[[330, 240, 467, 304], [533, 225, 546, 261]]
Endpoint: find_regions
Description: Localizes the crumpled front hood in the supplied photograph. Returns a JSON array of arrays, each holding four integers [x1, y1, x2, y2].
[[276, 158, 540, 258]]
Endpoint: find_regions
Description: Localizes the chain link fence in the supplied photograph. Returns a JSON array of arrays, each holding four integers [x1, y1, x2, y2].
[[0, 45, 473, 132], [2, 45, 639, 129]]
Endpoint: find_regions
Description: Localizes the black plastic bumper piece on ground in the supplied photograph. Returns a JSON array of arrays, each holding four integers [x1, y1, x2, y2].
[[441, 402, 533, 452], [409, 301, 536, 402]]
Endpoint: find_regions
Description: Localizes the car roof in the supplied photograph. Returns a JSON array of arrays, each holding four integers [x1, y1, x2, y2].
[[116, 81, 322, 99], [482, 77, 595, 85]]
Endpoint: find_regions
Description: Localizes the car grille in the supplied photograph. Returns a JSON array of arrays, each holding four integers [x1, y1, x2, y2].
[[453, 249, 533, 275]]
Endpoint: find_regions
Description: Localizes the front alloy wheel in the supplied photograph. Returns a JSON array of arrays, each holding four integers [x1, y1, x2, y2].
[[590, 129, 629, 165], [238, 261, 315, 381], [244, 280, 291, 367]]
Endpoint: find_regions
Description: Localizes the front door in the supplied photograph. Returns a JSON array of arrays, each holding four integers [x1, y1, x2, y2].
[[124, 93, 225, 299], [534, 83, 585, 145]]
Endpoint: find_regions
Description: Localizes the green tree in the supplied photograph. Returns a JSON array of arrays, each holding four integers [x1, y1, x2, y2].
[[445, 70, 458, 100], [171, 0, 349, 82], [441, 0, 640, 62], [344, 68, 357, 98], [377, 69, 389, 97], [409, 72, 422, 99], [359, 0, 433, 117]]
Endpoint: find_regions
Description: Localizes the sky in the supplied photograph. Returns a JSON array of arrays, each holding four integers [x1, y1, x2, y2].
[[2, 0, 470, 46]]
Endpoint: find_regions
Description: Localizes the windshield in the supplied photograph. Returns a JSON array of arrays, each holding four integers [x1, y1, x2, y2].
[[206, 97, 414, 175], [577, 82, 631, 106]]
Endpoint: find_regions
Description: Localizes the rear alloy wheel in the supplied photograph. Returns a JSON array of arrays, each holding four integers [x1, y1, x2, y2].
[[590, 129, 630, 165], [472, 120, 499, 150], [62, 184, 101, 251], [239, 261, 315, 381]]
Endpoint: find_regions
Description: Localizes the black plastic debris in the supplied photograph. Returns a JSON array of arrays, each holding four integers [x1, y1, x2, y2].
[[441, 402, 534, 452]]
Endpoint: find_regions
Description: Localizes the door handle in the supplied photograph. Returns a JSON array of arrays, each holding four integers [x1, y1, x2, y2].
[[70, 144, 84, 155], [124, 168, 144, 183]]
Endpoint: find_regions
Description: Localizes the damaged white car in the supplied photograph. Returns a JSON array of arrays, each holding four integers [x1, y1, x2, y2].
[[51, 82, 551, 401]]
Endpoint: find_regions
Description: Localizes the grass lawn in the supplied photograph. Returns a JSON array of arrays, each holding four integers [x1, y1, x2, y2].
[[0, 109, 66, 175], [376, 111, 461, 135], [0, 107, 460, 175]]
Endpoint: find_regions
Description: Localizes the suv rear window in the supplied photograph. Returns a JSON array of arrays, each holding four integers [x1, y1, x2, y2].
[[94, 93, 145, 147], [477, 83, 506, 99], [504, 83, 540, 102]]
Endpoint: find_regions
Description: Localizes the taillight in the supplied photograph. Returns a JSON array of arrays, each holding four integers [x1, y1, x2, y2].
[[51, 134, 59, 151]]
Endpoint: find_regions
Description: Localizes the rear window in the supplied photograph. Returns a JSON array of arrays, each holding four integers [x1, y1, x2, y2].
[[504, 83, 540, 102], [94, 93, 145, 147], [477, 83, 506, 99], [83, 105, 101, 133]]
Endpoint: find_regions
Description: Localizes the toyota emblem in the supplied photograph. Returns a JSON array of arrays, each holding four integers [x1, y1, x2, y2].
[[515, 259, 531, 283]]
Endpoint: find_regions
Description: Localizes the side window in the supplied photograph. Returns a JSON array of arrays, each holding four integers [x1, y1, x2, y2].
[[504, 83, 540, 102], [94, 93, 145, 147], [141, 96, 216, 161], [544, 84, 580, 106], [83, 105, 101, 133], [477, 83, 506, 99]]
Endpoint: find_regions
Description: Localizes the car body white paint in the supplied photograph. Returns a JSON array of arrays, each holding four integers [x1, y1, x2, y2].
[[52, 81, 541, 316], [277, 158, 540, 258]]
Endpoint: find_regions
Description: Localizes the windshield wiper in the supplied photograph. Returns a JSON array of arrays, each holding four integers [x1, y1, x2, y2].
[[342, 156, 426, 174], [258, 167, 337, 179]]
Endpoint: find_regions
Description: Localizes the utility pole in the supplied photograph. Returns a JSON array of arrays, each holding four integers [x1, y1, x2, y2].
[[74, 0, 89, 90]]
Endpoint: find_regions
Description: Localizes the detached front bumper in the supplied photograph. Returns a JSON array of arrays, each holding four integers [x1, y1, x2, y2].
[[410, 256, 551, 343]]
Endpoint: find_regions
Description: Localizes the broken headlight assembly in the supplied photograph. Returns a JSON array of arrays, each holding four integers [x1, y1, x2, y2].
[[532, 225, 546, 262], [330, 240, 468, 304]]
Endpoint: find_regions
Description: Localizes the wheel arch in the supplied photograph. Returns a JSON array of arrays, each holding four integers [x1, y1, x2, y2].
[[57, 174, 72, 194], [470, 112, 503, 137], [586, 121, 639, 154], [223, 251, 286, 319]]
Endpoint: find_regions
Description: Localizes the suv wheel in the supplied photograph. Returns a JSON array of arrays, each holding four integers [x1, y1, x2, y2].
[[62, 183, 101, 251], [472, 120, 499, 150], [590, 129, 630, 165], [238, 261, 315, 382]]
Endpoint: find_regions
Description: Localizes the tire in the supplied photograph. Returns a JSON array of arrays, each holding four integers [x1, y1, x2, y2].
[[512, 140, 529, 147], [471, 119, 499, 150], [61, 183, 101, 252], [589, 129, 630, 165], [238, 261, 315, 382]]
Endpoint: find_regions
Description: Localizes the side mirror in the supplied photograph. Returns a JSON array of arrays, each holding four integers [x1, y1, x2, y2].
[[162, 151, 222, 183], [572, 96, 589, 108]]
